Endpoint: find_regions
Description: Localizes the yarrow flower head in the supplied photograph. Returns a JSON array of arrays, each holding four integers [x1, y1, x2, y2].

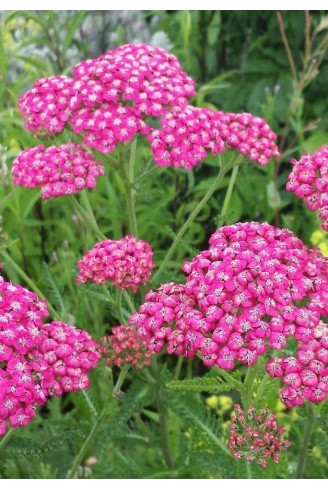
[[76, 235, 155, 293], [12, 143, 105, 199], [131, 222, 328, 370], [0, 277, 100, 436], [229, 404, 291, 467], [100, 324, 152, 368], [71, 43, 196, 117], [18, 75, 73, 136], [147, 107, 280, 169], [286, 146, 328, 232], [267, 321, 328, 408]]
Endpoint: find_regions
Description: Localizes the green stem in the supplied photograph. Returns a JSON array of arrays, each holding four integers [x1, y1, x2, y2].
[[123, 290, 136, 313], [82, 390, 98, 418], [152, 357, 174, 469], [66, 408, 107, 479], [241, 367, 257, 410], [113, 364, 130, 397], [132, 165, 160, 187], [253, 372, 271, 405], [2, 251, 59, 320], [217, 165, 239, 227], [116, 290, 125, 324], [80, 189, 99, 230], [173, 356, 184, 380], [122, 139, 138, 237], [296, 403, 314, 479], [214, 367, 243, 389], [71, 196, 107, 241], [152, 160, 229, 284], [0, 427, 14, 452]]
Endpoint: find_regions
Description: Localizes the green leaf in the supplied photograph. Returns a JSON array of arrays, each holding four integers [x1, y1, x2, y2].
[[63, 11, 88, 53], [167, 376, 236, 393]]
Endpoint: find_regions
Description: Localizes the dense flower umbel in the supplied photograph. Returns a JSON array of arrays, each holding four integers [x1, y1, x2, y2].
[[12, 143, 105, 199], [147, 107, 280, 169], [286, 146, 328, 232], [267, 322, 328, 408], [131, 222, 328, 369], [71, 43, 196, 117], [100, 324, 152, 368], [0, 278, 100, 436], [229, 404, 291, 467], [18, 75, 73, 136], [76, 235, 154, 293]]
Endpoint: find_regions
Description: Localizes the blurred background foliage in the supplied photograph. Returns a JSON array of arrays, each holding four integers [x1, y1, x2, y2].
[[0, 10, 327, 479]]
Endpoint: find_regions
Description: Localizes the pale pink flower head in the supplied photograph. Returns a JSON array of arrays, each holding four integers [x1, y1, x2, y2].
[[131, 222, 328, 370], [100, 324, 152, 369], [18, 75, 73, 136], [72, 43, 196, 117], [147, 106, 280, 170], [286, 146, 328, 232], [76, 235, 155, 293], [12, 143, 105, 199], [229, 404, 291, 467], [0, 276, 101, 437]]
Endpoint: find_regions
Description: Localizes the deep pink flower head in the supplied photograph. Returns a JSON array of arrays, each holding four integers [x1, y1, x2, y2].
[[76, 235, 155, 293], [147, 106, 280, 169], [131, 222, 328, 369], [229, 404, 291, 467], [0, 277, 100, 436], [12, 143, 105, 199], [267, 321, 328, 408], [286, 146, 328, 232], [18, 75, 73, 136], [70, 103, 147, 154], [71, 43, 196, 117], [100, 324, 152, 369]]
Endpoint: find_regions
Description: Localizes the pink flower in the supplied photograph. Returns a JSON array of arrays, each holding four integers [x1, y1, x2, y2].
[[0, 275, 101, 437], [12, 143, 105, 199], [287, 146, 328, 232], [229, 404, 291, 466], [100, 324, 152, 369], [147, 107, 280, 169], [131, 222, 328, 372], [76, 235, 155, 293], [18, 75, 73, 136]]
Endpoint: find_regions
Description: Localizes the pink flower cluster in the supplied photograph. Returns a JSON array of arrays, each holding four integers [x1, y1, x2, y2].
[[17, 43, 280, 171], [18, 75, 73, 136], [147, 107, 280, 169], [286, 146, 328, 232], [12, 143, 105, 199], [267, 321, 328, 407], [76, 235, 154, 293], [71, 43, 196, 117], [131, 222, 328, 372], [0, 278, 100, 436], [100, 324, 152, 369], [229, 404, 291, 467]]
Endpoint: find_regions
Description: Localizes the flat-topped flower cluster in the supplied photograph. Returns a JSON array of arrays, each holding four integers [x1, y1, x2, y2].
[[0, 276, 100, 435], [130, 221, 328, 406], [13, 43, 280, 199]]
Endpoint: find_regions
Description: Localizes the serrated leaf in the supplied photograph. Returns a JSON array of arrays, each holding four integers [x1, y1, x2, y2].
[[167, 376, 235, 393]]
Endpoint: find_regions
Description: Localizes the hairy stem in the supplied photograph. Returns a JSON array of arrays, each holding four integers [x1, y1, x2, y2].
[[276, 11, 297, 80], [152, 357, 174, 469], [2, 251, 59, 320], [296, 403, 314, 479], [113, 364, 130, 397], [0, 427, 14, 452], [241, 366, 257, 410], [217, 165, 240, 227], [67, 408, 107, 479], [122, 139, 138, 237], [152, 159, 230, 284], [173, 356, 184, 380]]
